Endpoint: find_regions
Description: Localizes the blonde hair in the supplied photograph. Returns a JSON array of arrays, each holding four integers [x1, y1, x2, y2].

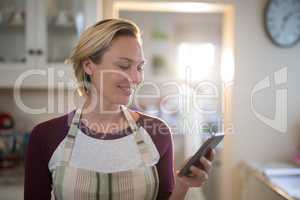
[[66, 18, 141, 96]]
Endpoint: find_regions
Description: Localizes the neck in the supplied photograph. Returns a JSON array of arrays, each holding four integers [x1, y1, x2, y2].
[[82, 93, 123, 122]]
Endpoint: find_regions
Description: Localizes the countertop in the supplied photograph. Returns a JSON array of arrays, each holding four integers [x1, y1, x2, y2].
[[242, 161, 300, 200]]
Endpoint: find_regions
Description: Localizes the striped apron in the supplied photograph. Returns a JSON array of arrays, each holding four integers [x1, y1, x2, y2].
[[51, 106, 159, 200]]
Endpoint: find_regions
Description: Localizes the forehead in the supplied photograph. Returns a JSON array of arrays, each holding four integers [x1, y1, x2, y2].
[[104, 36, 144, 62]]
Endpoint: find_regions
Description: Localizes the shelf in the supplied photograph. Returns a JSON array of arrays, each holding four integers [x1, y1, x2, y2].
[[0, 64, 76, 89], [0, 0, 100, 89], [0, 24, 25, 32], [0, 60, 26, 64], [48, 24, 77, 33]]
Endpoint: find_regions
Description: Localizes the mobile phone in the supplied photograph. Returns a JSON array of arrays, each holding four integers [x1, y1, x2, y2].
[[178, 133, 224, 177]]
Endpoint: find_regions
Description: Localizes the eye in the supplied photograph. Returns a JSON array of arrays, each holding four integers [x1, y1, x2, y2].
[[118, 65, 130, 70], [137, 64, 144, 72]]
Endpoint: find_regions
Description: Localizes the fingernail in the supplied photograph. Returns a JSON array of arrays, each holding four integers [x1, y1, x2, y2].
[[205, 174, 209, 180]]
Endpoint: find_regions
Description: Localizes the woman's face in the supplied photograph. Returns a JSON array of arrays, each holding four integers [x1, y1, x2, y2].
[[84, 36, 145, 106]]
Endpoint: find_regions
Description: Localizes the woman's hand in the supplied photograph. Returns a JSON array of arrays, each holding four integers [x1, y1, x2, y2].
[[169, 149, 216, 200], [176, 148, 215, 188]]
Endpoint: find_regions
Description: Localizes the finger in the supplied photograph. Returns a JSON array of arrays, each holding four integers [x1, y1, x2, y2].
[[206, 148, 215, 161], [180, 176, 204, 187], [211, 149, 216, 160], [179, 174, 206, 187], [178, 167, 208, 187], [199, 157, 212, 173], [190, 166, 209, 180], [176, 169, 194, 178]]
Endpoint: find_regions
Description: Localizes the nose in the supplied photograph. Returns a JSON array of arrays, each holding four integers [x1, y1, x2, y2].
[[128, 68, 143, 85]]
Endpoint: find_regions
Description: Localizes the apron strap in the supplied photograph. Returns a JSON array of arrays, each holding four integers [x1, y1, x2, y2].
[[62, 105, 153, 165], [69, 108, 82, 137], [121, 105, 152, 166], [121, 105, 139, 132], [62, 108, 82, 162]]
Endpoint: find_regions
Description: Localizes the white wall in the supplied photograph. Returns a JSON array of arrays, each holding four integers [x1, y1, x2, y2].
[[230, 0, 300, 199], [233, 0, 300, 163]]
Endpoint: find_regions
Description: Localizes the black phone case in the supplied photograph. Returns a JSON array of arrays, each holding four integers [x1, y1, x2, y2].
[[178, 133, 224, 177]]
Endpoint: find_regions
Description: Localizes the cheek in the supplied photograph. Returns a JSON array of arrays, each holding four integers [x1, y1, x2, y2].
[[140, 72, 144, 81], [98, 74, 124, 92], [134, 72, 144, 85], [110, 72, 130, 83], [91, 71, 116, 85], [105, 73, 120, 84]]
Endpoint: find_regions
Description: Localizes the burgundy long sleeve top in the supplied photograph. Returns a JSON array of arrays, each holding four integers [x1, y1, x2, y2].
[[24, 110, 175, 200]]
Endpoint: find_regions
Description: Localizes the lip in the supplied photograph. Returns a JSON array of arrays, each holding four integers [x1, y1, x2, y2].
[[117, 85, 132, 96]]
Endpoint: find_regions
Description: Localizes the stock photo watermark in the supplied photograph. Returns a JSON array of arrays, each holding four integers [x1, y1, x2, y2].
[[250, 67, 287, 133], [12, 67, 232, 135]]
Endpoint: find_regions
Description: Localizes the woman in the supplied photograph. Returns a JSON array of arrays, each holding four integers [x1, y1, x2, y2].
[[24, 18, 214, 200]]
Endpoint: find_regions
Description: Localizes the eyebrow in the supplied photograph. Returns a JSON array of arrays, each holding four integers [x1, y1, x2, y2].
[[116, 57, 146, 65]]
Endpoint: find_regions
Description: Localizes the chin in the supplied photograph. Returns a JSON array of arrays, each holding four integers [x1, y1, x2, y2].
[[112, 95, 131, 106]]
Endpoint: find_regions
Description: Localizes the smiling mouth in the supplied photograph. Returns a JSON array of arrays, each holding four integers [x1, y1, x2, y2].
[[117, 85, 134, 95]]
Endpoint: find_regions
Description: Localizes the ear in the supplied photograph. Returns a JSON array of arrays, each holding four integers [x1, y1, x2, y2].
[[82, 59, 95, 76]]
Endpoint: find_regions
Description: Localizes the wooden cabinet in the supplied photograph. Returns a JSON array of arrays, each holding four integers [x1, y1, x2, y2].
[[0, 0, 101, 88]]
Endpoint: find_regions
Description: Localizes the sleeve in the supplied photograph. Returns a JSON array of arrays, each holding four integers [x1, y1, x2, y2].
[[155, 125, 175, 200], [24, 125, 52, 200]]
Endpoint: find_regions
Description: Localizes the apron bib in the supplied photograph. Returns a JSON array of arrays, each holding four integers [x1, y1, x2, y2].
[[51, 106, 159, 200]]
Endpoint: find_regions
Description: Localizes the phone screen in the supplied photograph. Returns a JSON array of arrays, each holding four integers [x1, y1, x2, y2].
[[178, 133, 224, 177]]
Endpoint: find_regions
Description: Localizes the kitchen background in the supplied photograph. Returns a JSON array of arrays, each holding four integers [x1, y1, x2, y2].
[[0, 0, 224, 199], [0, 0, 300, 200]]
